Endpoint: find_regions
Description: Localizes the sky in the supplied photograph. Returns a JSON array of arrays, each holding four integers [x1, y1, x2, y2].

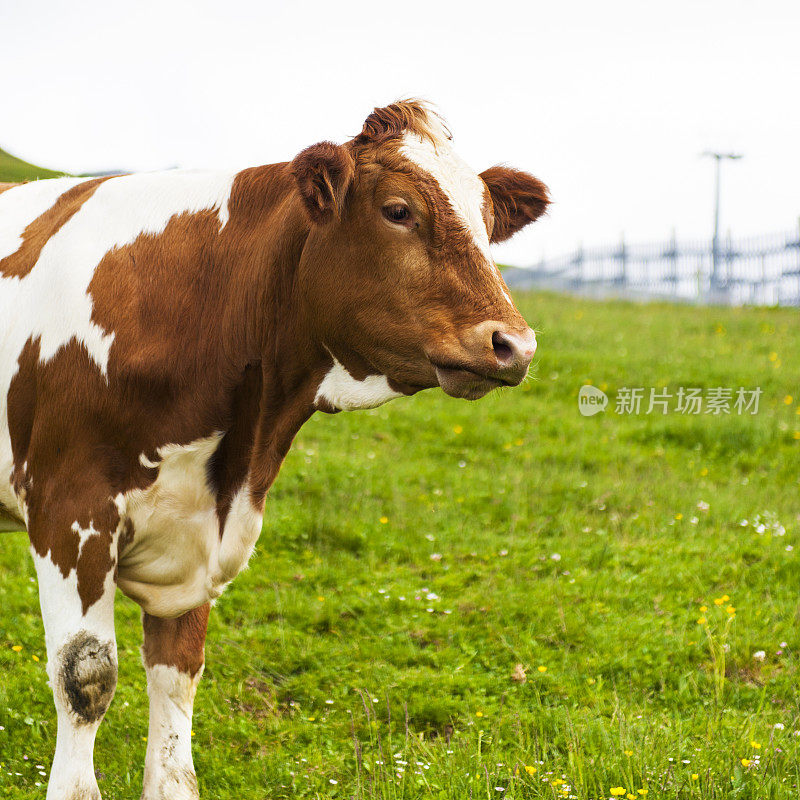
[[1, 0, 798, 267]]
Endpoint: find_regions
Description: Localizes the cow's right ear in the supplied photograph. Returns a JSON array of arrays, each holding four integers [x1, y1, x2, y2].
[[291, 142, 355, 224]]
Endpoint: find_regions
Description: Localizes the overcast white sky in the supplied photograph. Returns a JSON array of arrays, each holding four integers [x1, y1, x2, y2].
[[1, 0, 798, 265]]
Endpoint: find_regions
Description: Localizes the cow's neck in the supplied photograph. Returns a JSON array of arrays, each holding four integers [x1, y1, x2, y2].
[[216, 164, 330, 505]]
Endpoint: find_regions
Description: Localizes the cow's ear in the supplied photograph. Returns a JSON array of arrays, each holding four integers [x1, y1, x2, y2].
[[292, 142, 355, 224], [479, 166, 550, 243]]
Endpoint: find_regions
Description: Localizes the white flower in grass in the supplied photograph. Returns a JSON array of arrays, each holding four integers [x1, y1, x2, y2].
[[753, 650, 766, 662]]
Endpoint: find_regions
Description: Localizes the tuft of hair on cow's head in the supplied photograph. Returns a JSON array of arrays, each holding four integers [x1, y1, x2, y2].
[[291, 141, 355, 224], [479, 166, 550, 244], [353, 98, 451, 146]]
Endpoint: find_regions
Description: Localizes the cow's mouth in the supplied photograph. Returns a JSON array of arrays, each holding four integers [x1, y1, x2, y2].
[[432, 363, 513, 400]]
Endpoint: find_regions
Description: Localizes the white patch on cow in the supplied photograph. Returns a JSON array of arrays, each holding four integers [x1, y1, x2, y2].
[[0, 170, 237, 527], [70, 519, 103, 557], [315, 358, 403, 411], [214, 486, 263, 589], [0, 177, 90, 260], [143, 663, 202, 800], [139, 452, 160, 469], [116, 434, 264, 617], [400, 131, 493, 261], [32, 545, 118, 800]]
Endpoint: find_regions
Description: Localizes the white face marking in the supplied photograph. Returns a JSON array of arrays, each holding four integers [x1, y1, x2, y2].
[[116, 433, 263, 617], [315, 358, 403, 411], [399, 130, 492, 260], [143, 663, 202, 799], [0, 171, 237, 524], [399, 130, 517, 313]]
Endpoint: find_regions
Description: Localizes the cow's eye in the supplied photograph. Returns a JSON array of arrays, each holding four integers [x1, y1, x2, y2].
[[382, 204, 411, 225]]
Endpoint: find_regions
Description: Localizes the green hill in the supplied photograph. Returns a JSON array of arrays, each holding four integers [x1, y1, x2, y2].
[[0, 147, 67, 182]]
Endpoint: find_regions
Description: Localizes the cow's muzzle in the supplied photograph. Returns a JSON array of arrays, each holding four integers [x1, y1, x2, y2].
[[430, 322, 537, 400]]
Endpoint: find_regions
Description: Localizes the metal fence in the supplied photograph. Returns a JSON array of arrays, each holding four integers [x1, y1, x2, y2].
[[505, 227, 800, 306]]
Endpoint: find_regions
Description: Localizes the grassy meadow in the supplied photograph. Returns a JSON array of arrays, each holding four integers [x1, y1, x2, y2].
[[0, 148, 65, 183], [1, 290, 799, 799]]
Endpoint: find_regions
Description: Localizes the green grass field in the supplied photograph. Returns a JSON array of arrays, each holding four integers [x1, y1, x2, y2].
[[0, 291, 798, 799], [0, 147, 65, 182]]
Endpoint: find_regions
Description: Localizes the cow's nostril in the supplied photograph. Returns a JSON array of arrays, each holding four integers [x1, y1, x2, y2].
[[491, 331, 514, 364]]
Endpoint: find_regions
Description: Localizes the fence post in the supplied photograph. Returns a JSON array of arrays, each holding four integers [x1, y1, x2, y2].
[[574, 243, 584, 287]]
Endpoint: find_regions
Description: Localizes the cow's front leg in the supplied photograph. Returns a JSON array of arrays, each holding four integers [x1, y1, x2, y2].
[[29, 509, 120, 800], [141, 603, 209, 800]]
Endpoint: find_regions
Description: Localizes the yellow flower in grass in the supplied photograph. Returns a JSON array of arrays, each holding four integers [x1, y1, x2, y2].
[[379, 516, 388, 524], [537, 665, 547, 672], [714, 596, 726, 606], [691, 773, 698, 780], [627, 795, 636, 799], [675, 513, 683, 520], [524, 765, 537, 775], [11, 645, 21, 652], [610, 788, 626, 797], [784, 395, 793, 405], [453, 425, 463, 434], [750, 741, 761, 749], [741, 758, 751, 768], [726, 606, 736, 615], [637, 791, 648, 797], [624, 750, 633, 757], [697, 617, 707, 625], [699, 605, 708, 613]]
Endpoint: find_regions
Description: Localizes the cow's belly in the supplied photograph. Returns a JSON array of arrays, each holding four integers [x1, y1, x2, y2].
[[116, 434, 264, 618]]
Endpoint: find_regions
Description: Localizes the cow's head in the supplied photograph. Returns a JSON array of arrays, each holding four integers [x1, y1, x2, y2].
[[292, 100, 549, 408]]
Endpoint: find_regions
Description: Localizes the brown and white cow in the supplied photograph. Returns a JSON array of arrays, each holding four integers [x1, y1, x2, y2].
[[0, 101, 548, 799]]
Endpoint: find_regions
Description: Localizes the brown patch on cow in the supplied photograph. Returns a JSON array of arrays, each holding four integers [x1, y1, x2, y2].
[[76, 527, 116, 614], [207, 363, 262, 534], [15, 339, 122, 612], [0, 177, 110, 278], [58, 631, 117, 724], [142, 604, 210, 677], [0, 182, 20, 195], [7, 338, 40, 492], [119, 517, 135, 552]]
